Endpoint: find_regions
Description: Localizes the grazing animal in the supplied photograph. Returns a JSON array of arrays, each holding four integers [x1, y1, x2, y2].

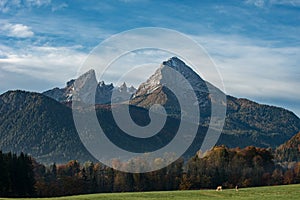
[[216, 186, 222, 191]]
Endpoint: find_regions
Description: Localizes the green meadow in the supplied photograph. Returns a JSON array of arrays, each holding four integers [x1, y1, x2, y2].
[[1, 184, 300, 200]]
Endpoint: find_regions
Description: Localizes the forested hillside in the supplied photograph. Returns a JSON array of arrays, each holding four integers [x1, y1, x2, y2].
[[275, 132, 300, 162], [0, 90, 95, 164]]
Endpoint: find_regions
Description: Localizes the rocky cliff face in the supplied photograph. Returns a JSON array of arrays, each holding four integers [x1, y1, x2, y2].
[[132, 57, 209, 106], [43, 70, 136, 104]]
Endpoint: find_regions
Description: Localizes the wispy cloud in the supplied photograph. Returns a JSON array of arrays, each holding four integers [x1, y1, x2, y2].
[[194, 35, 299, 98], [51, 2, 68, 12], [269, 0, 300, 6], [245, 0, 266, 8], [192, 34, 300, 115], [0, 0, 51, 13], [118, 0, 149, 3], [245, 0, 300, 8], [0, 44, 87, 92], [0, 22, 34, 38], [0, 0, 20, 13], [25, 0, 51, 7]]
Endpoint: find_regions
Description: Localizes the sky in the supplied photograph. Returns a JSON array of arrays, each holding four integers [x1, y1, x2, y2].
[[0, 0, 299, 116]]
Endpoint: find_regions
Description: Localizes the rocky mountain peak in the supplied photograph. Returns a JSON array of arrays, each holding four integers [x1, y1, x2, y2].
[[119, 82, 127, 92], [133, 57, 207, 98], [74, 69, 97, 90], [162, 56, 186, 69], [66, 79, 75, 87], [161, 57, 204, 82], [43, 69, 136, 104]]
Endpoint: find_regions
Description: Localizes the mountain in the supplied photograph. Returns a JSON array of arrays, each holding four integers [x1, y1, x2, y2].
[[0, 90, 95, 164], [131, 57, 300, 148], [220, 96, 300, 148], [275, 132, 300, 162], [0, 57, 300, 164], [0, 89, 201, 163], [131, 57, 213, 122], [43, 76, 136, 104]]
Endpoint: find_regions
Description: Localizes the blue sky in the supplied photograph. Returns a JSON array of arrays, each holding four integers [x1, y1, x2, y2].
[[0, 0, 299, 116]]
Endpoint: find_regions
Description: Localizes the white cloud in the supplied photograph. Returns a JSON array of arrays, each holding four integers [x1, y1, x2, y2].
[[51, 2, 68, 12], [245, 0, 266, 8], [118, 0, 148, 3], [245, 0, 300, 8], [192, 34, 300, 109], [179, 34, 300, 116], [0, 23, 34, 38], [25, 0, 51, 7], [0, 0, 51, 13], [0, 0, 20, 13], [270, 0, 300, 6], [0, 44, 87, 91]]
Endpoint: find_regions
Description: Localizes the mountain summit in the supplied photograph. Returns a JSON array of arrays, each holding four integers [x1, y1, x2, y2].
[[131, 57, 212, 121], [133, 57, 207, 96]]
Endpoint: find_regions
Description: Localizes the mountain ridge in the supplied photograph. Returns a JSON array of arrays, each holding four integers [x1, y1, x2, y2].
[[0, 57, 299, 163], [130, 57, 300, 148], [43, 74, 137, 104], [43, 56, 300, 150]]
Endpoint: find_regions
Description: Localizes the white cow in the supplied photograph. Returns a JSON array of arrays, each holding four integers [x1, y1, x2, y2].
[[216, 186, 222, 191], [235, 185, 239, 192]]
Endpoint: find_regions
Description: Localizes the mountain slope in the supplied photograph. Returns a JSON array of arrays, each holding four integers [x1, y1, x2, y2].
[[221, 96, 300, 147], [131, 57, 300, 148], [275, 132, 300, 162], [0, 89, 205, 163], [0, 90, 95, 164], [131, 57, 213, 127]]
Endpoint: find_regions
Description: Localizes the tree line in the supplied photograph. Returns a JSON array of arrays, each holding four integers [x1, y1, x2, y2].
[[0, 151, 35, 197], [1, 146, 300, 197]]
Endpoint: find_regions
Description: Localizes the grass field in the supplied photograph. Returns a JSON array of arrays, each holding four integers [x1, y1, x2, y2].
[[1, 184, 300, 200]]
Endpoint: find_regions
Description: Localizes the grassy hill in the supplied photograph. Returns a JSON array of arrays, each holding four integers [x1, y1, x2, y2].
[[0, 184, 299, 200]]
